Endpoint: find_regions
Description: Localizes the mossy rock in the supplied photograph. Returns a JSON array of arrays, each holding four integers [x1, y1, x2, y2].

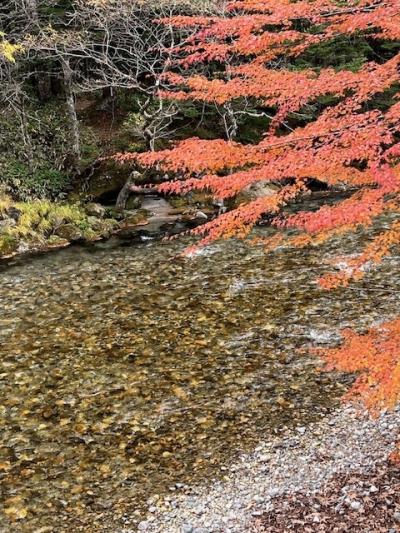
[[234, 181, 280, 207], [85, 202, 106, 218], [87, 216, 106, 232], [87, 217, 119, 238], [104, 207, 126, 221], [46, 235, 70, 249], [169, 196, 191, 209], [55, 224, 83, 242], [102, 218, 120, 231], [85, 171, 128, 200], [120, 210, 149, 227], [125, 195, 143, 210]]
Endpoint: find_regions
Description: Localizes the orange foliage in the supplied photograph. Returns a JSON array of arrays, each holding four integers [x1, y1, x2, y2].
[[320, 318, 400, 411], [115, 0, 400, 410]]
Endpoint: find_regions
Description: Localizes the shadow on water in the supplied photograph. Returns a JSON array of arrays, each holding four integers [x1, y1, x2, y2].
[[0, 211, 399, 531]]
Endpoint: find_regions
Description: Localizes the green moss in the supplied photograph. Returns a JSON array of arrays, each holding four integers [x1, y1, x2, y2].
[[0, 234, 18, 256], [0, 194, 116, 257], [47, 235, 68, 246], [0, 194, 12, 213], [81, 228, 98, 241]]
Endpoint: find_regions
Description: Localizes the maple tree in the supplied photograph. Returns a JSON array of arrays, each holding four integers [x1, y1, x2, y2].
[[116, 0, 400, 410]]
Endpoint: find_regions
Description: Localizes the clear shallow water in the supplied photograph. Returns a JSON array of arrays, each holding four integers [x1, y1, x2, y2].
[[0, 217, 399, 532]]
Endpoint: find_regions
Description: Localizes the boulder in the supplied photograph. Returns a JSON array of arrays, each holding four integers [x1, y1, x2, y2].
[[87, 216, 105, 232], [194, 211, 208, 221], [106, 207, 132, 221], [85, 202, 106, 218], [125, 195, 142, 210], [55, 224, 83, 242], [0, 218, 17, 232], [240, 180, 280, 202], [119, 211, 149, 228], [46, 235, 70, 249]]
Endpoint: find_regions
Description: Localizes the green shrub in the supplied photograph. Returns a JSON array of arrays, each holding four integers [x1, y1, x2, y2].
[[2, 162, 69, 201], [0, 100, 99, 200]]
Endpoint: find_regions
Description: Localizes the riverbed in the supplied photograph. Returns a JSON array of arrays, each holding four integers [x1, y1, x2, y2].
[[0, 211, 399, 532]]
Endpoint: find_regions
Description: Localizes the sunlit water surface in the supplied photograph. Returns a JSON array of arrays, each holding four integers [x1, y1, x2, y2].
[[0, 213, 399, 531]]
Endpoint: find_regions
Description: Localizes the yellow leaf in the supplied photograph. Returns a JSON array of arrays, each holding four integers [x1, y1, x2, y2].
[[4, 507, 28, 520], [99, 464, 111, 474], [172, 385, 188, 400]]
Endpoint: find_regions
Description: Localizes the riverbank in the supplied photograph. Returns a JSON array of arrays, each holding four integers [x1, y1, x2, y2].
[[0, 189, 351, 262], [138, 406, 400, 533], [0, 196, 119, 258], [0, 193, 212, 260]]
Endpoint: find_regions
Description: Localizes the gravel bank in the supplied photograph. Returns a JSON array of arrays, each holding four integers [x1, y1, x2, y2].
[[255, 459, 400, 532], [135, 406, 400, 533]]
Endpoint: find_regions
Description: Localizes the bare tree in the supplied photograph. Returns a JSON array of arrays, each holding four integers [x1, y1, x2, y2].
[[67, 0, 216, 150], [0, 0, 219, 189]]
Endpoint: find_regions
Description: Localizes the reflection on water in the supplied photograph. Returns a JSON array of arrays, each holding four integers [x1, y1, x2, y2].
[[0, 218, 399, 531]]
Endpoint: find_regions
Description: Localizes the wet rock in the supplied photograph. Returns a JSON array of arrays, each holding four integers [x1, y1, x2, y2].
[[16, 241, 31, 255], [126, 195, 143, 210], [55, 224, 83, 242], [194, 211, 208, 221], [115, 227, 144, 241], [104, 207, 126, 221], [121, 212, 149, 228], [5, 207, 22, 222], [46, 235, 70, 249], [41, 407, 58, 420], [85, 203, 106, 218]]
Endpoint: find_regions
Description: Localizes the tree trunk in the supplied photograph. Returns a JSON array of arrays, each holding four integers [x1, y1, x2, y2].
[[116, 171, 142, 211], [61, 58, 80, 165], [18, 95, 34, 166]]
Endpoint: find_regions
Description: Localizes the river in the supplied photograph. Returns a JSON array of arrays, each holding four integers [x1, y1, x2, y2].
[[0, 208, 399, 532]]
